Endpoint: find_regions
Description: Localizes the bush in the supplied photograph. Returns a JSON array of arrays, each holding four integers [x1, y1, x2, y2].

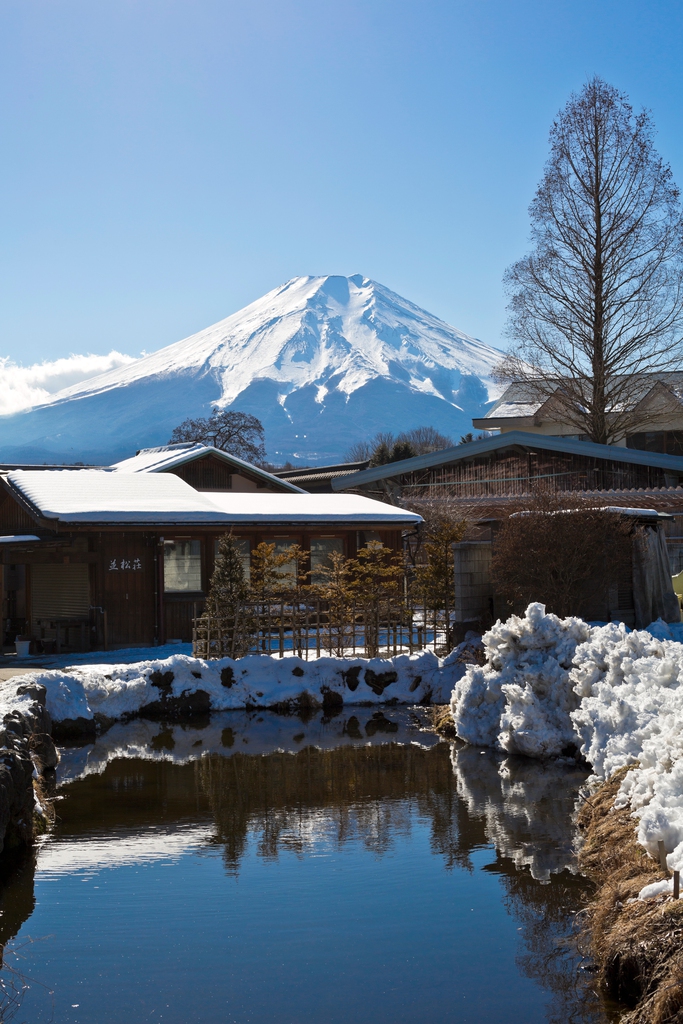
[[490, 493, 632, 619]]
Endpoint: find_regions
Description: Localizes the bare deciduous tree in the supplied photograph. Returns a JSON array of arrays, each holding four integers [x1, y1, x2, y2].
[[170, 409, 266, 463], [501, 77, 683, 444]]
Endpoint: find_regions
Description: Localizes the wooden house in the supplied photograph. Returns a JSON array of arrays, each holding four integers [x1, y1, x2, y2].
[[0, 445, 420, 651], [334, 431, 683, 628]]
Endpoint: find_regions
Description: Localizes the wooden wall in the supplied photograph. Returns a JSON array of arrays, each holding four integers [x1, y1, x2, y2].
[[166, 454, 282, 492], [0, 489, 43, 535], [94, 534, 158, 647], [395, 450, 670, 498]]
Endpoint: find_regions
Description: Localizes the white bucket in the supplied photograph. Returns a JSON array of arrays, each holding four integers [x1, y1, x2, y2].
[[15, 640, 31, 657]]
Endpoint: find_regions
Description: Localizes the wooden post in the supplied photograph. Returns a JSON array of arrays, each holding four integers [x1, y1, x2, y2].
[[659, 840, 668, 872], [674, 870, 680, 899], [279, 602, 284, 658]]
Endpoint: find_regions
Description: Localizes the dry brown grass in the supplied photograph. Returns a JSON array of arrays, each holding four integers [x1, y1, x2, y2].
[[428, 704, 456, 739], [578, 766, 683, 1022]]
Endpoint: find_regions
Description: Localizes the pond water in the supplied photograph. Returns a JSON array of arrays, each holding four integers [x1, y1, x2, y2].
[[0, 709, 614, 1024]]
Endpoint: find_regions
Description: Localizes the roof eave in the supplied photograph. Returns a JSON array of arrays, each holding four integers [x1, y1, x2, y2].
[[471, 416, 535, 428]]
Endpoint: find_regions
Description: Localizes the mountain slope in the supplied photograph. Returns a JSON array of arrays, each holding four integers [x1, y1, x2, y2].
[[0, 275, 503, 464]]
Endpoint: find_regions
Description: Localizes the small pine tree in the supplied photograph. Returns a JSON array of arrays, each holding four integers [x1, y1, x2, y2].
[[208, 533, 248, 615], [351, 542, 406, 657], [310, 551, 356, 655], [369, 441, 393, 467], [413, 519, 467, 609], [204, 533, 254, 657]]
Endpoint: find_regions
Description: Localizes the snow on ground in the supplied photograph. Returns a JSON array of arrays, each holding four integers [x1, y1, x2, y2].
[[0, 677, 40, 720], [8, 646, 470, 725]]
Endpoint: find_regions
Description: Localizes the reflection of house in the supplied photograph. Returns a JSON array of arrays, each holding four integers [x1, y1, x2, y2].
[[0, 444, 420, 650], [473, 375, 683, 453], [334, 431, 683, 628]]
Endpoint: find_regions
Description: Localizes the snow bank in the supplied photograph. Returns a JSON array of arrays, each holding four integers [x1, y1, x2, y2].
[[449, 603, 683, 883], [570, 624, 683, 874], [451, 603, 591, 757], [10, 647, 469, 726]]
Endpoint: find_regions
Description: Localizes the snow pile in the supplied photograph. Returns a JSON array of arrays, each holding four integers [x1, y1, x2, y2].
[[0, 678, 40, 721], [11, 648, 465, 725], [570, 625, 683, 873], [451, 603, 592, 757]]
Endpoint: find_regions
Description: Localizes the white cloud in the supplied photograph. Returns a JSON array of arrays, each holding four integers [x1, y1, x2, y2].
[[0, 350, 138, 415]]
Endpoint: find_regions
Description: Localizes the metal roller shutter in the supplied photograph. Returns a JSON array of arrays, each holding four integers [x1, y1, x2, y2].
[[31, 564, 90, 642]]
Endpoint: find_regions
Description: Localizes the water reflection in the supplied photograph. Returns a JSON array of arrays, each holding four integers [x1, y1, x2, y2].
[[198, 740, 462, 870], [0, 711, 611, 1024], [55, 707, 440, 786], [452, 746, 587, 880]]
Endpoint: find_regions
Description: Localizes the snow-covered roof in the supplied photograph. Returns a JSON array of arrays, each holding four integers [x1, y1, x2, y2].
[[6, 470, 229, 524], [477, 374, 683, 424], [110, 443, 304, 493], [199, 492, 422, 526], [2, 470, 421, 528]]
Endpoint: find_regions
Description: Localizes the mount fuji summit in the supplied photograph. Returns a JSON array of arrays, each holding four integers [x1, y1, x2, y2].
[[0, 275, 503, 465]]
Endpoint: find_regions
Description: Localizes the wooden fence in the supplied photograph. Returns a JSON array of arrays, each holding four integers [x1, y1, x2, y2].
[[192, 597, 455, 660]]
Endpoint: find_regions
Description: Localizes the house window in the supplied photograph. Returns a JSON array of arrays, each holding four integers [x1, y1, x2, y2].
[[214, 538, 251, 581], [309, 538, 344, 583], [164, 540, 202, 593], [627, 431, 683, 456], [273, 538, 298, 579], [356, 531, 382, 550]]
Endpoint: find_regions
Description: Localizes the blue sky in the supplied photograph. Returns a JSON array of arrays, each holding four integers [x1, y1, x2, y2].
[[2, 0, 683, 367]]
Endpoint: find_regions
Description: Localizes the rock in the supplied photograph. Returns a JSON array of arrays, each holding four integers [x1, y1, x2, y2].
[[363, 669, 398, 696], [29, 733, 59, 770], [342, 666, 362, 692], [15, 683, 47, 707], [138, 688, 211, 721]]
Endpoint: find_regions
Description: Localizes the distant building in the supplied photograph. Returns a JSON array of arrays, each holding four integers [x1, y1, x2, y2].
[[473, 375, 683, 455]]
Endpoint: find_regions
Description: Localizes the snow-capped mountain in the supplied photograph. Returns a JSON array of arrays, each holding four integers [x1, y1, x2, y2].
[[0, 275, 503, 465]]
